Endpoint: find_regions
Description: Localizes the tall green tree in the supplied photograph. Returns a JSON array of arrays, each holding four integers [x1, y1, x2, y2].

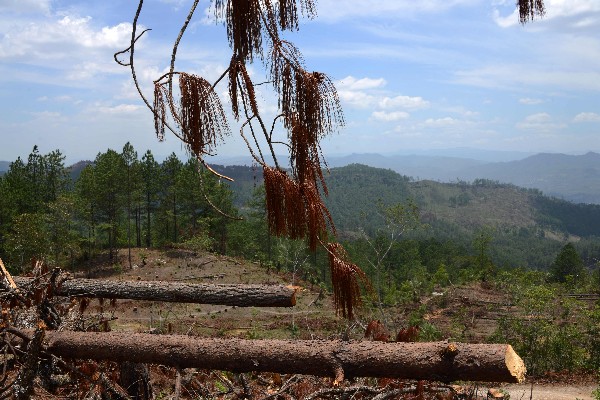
[[46, 194, 80, 268], [0, 147, 69, 263], [158, 153, 182, 245], [356, 200, 421, 304], [4, 212, 50, 272], [0, 159, 23, 261], [121, 142, 140, 267], [227, 185, 271, 261], [550, 242, 584, 283], [141, 150, 160, 247], [473, 228, 495, 280], [175, 158, 238, 254], [42, 149, 69, 204], [175, 158, 206, 240], [25, 146, 45, 211], [75, 164, 99, 260], [92, 150, 126, 261]]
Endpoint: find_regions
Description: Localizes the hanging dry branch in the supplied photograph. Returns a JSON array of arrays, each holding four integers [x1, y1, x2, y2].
[[277, 0, 317, 31], [215, 0, 264, 60], [327, 243, 371, 319], [518, 0, 546, 24], [229, 56, 259, 120], [153, 82, 167, 141], [263, 166, 333, 251], [178, 73, 230, 156]]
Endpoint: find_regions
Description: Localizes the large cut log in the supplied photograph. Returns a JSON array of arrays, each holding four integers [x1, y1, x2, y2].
[[17, 330, 525, 383], [13, 277, 296, 307]]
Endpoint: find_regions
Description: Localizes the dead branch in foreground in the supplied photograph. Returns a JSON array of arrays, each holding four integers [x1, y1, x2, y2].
[[13, 276, 297, 307], [14, 330, 525, 383]]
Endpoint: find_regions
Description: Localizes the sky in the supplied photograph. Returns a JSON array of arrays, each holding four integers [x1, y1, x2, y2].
[[0, 0, 599, 164]]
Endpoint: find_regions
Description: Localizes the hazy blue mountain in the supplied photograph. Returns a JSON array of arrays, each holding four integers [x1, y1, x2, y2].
[[384, 147, 534, 162], [0, 161, 9, 174], [211, 150, 600, 204], [325, 153, 485, 181], [456, 152, 600, 204]]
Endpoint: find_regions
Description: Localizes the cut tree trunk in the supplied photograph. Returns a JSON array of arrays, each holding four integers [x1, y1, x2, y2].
[[18, 330, 525, 383], [13, 277, 296, 307]]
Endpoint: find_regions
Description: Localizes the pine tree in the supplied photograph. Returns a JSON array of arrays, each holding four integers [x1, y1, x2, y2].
[[121, 142, 140, 268], [550, 243, 584, 283], [140, 150, 160, 248]]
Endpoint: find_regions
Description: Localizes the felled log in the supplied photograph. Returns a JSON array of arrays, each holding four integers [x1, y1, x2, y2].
[[17, 330, 525, 383], [13, 277, 296, 307]]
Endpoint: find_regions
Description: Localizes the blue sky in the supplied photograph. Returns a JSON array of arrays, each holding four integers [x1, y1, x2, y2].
[[1, 0, 599, 164]]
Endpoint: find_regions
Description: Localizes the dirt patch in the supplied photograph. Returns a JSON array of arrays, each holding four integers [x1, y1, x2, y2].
[[74, 248, 342, 340], [500, 383, 596, 400]]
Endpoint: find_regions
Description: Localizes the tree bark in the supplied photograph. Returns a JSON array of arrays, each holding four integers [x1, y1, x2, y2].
[[13, 277, 297, 307], [19, 331, 525, 383]]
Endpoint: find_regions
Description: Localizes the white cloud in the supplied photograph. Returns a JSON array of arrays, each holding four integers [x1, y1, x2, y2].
[[519, 97, 544, 105], [337, 90, 377, 108], [95, 104, 143, 114], [516, 113, 566, 131], [336, 76, 385, 108], [443, 106, 478, 117], [337, 76, 386, 91], [379, 95, 429, 110], [37, 95, 75, 102], [0, 15, 133, 60], [371, 111, 410, 121], [336, 76, 431, 118], [573, 112, 600, 122], [67, 61, 126, 81], [545, 0, 600, 19], [423, 117, 461, 128]]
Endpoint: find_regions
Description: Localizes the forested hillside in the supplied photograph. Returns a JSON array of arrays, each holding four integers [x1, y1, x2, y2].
[[0, 145, 238, 273], [211, 151, 600, 204], [2, 145, 600, 284], [218, 163, 600, 269]]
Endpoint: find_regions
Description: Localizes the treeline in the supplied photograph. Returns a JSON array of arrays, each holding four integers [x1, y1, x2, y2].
[[1, 145, 599, 302], [0, 144, 240, 272]]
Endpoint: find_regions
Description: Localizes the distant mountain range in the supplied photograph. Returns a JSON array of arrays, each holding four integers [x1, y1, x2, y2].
[[455, 152, 600, 204], [2, 150, 599, 204], [212, 151, 600, 205]]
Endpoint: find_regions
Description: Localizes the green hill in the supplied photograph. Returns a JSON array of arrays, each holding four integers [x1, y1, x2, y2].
[[221, 163, 600, 269], [221, 163, 600, 238]]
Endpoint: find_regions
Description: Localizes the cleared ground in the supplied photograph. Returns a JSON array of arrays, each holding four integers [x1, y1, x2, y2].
[[71, 247, 598, 399]]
